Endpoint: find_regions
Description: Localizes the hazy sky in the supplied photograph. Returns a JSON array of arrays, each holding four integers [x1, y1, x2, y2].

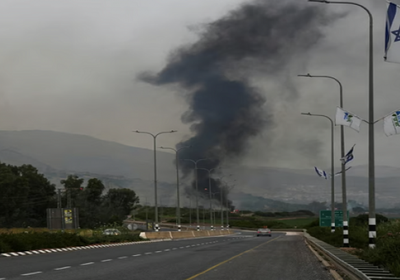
[[0, 0, 400, 173]]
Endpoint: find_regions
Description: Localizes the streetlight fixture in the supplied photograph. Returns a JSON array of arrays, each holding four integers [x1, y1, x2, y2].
[[183, 158, 210, 231], [309, 0, 376, 249], [301, 112, 335, 232], [298, 73, 349, 247], [134, 130, 177, 232], [160, 145, 190, 232], [197, 167, 216, 230]]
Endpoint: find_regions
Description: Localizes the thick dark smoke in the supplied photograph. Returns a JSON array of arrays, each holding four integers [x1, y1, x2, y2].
[[140, 0, 339, 207]]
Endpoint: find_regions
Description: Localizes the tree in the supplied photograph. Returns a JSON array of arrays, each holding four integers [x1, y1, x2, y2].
[[60, 175, 84, 207], [0, 163, 56, 227], [103, 188, 139, 224], [79, 178, 105, 228]]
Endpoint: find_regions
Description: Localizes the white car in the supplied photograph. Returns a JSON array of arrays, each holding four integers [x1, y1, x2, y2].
[[256, 228, 271, 237]]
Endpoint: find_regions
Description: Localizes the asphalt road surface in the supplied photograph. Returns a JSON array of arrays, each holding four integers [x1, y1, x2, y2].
[[0, 231, 333, 280]]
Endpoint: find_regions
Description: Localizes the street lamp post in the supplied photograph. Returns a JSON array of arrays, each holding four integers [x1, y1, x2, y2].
[[197, 168, 216, 230], [301, 112, 335, 233], [184, 158, 209, 231], [224, 181, 235, 229], [160, 146, 190, 232], [309, 0, 376, 249], [298, 73, 349, 247], [134, 130, 177, 232], [211, 191, 220, 226]]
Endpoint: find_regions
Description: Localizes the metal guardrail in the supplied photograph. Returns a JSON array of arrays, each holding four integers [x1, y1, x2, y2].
[[304, 232, 400, 280]]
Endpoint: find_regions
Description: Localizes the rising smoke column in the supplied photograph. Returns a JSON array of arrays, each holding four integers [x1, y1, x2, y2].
[[140, 0, 338, 203]]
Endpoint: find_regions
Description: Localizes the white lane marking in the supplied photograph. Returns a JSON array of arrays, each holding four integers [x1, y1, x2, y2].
[[118, 256, 128, 259], [186, 246, 190, 248], [21, 271, 42, 276], [80, 262, 94, 266], [101, 259, 112, 262], [54, 266, 71, 271], [145, 252, 152, 255], [132, 254, 141, 257], [155, 251, 162, 253], [164, 249, 170, 251], [196, 244, 200, 246], [0, 278, 6, 280], [172, 248, 177, 250], [180, 247, 184, 249]]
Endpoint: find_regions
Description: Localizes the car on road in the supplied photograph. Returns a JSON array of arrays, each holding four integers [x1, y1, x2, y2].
[[256, 228, 271, 237], [103, 228, 121, 236]]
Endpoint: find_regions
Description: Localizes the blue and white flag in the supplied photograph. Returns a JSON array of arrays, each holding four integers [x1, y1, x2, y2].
[[314, 167, 328, 179], [340, 145, 355, 165], [314, 166, 351, 180], [385, 2, 400, 63], [384, 110, 400, 136]]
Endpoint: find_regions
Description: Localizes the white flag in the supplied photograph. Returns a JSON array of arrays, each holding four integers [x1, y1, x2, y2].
[[385, 2, 400, 63], [384, 110, 400, 136], [335, 107, 362, 132]]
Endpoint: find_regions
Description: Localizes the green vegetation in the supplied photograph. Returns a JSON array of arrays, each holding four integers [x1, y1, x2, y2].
[[0, 225, 144, 253], [305, 214, 400, 277], [0, 163, 140, 228]]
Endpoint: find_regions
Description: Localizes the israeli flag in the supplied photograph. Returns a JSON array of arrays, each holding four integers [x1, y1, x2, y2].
[[314, 167, 328, 179], [385, 2, 400, 63], [340, 145, 355, 165]]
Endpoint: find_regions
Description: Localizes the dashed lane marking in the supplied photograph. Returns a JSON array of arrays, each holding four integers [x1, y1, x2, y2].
[[145, 252, 152, 255], [164, 249, 170, 251], [21, 271, 42, 276], [101, 259, 112, 262], [80, 262, 94, 266], [118, 256, 128, 259], [54, 266, 71, 271], [132, 254, 141, 257], [155, 251, 162, 253]]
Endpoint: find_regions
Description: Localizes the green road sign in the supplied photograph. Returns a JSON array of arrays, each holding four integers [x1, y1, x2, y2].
[[319, 210, 349, 227]]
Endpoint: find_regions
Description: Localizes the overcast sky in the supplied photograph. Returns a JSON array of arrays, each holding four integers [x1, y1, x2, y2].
[[0, 0, 400, 173]]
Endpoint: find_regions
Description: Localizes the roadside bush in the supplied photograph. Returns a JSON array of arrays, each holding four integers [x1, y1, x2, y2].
[[357, 221, 400, 277], [350, 214, 389, 227]]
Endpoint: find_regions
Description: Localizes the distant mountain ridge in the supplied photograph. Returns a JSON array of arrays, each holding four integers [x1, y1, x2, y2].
[[0, 130, 399, 210]]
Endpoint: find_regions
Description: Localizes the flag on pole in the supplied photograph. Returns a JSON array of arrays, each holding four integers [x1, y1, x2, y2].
[[314, 166, 350, 179], [335, 107, 362, 132], [385, 2, 400, 63], [340, 145, 355, 165], [314, 167, 328, 179], [383, 110, 400, 136]]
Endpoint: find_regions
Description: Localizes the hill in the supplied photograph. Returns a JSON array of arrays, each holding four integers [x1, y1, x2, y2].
[[0, 130, 399, 210]]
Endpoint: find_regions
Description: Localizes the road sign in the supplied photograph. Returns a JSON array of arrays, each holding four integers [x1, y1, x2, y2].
[[319, 210, 349, 227]]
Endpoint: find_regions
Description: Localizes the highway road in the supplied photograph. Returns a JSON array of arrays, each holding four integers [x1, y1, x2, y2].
[[0, 231, 334, 280]]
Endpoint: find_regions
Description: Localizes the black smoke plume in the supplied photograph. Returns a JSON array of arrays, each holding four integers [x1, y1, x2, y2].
[[140, 0, 338, 206]]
